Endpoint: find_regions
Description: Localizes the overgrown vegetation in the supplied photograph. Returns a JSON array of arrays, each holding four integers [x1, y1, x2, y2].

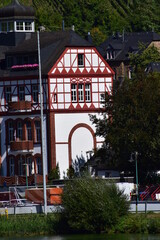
[[61, 177, 129, 233], [90, 46, 160, 184], [0, 214, 57, 236], [1, 0, 160, 45], [1, 212, 160, 236]]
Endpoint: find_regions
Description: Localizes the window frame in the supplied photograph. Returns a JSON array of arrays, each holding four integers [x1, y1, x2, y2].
[[35, 120, 41, 142], [78, 53, 84, 67], [36, 157, 42, 174], [17, 121, 23, 141], [5, 86, 12, 103], [9, 156, 15, 176], [32, 85, 39, 103], [26, 121, 32, 141], [8, 121, 14, 143], [71, 82, 91, 103], [85, 83, 91, 102], [18, 85, 25, 101]]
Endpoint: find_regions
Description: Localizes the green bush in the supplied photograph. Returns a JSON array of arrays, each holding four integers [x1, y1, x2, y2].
[[61, 177, 129, 233], [115, 214, 148, 233]]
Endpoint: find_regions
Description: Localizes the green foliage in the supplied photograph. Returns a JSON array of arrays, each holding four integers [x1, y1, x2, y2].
[[48, 163, 60, 180], [115, 214, 160, 234], [130, 44, 160, 73], [90, 71, 160, 183], [1, 1, 160, 44], [115, 214, 148, 233], [61, 177, 129, 233], [0, 214, 57, 236], [66, 166, 75, 179]]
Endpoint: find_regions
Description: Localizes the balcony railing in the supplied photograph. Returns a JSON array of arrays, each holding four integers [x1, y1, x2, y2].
[[8, 101, 32, 111], [10, 140, 33, 152]]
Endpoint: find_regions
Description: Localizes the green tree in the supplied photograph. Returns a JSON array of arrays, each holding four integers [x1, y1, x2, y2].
[[90, 72, 160, 183], [130, 44, 160, 74], [61, 176, 129, 233], [48, 163, 60, 180]]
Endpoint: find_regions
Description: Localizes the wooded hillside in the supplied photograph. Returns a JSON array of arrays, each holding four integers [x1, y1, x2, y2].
[[1, 0, 160, 45]]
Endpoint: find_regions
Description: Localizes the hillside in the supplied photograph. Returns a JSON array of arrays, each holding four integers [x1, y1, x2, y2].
[[1, 0, 160, 45]]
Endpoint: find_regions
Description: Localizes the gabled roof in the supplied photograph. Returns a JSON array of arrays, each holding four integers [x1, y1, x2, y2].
[[0, 30, 93, 78], [99, 31, 160, 62]]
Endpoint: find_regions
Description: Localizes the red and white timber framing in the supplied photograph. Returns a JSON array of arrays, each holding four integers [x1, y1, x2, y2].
[[47, 47, 114, 177]]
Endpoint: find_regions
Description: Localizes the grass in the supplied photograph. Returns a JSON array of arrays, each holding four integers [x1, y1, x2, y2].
[[1, 212, 160, 236]]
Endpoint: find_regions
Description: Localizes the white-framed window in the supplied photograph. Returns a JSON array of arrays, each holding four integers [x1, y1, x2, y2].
[[71, 84, 77, 102], [9, 156, 15, 176], [26, 121, 32, 140], [19, 86, 25, 101], [5, 86, 12, 103], [32, 85, 39, 103], [78, 54, 84, 67], [71, 82, 91, 103], [8, 121, 14, 143], [78, 84, 84, 102], [25, 22, 32, 31], [85, 84, 91, 102], [16, 21, 23, 31], [35, 121, 41, 142], [36, 157, 42, 174], [19, 156, 24, 176], [17, 121, 23, 141]]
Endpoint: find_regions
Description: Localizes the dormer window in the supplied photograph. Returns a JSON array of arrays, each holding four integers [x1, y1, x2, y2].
[[25, 22, 32, 31], [78, 54, 84, 67], [16, 21, 23, 31], [16, 21, 34, 32], [106, 50, 115, 60]]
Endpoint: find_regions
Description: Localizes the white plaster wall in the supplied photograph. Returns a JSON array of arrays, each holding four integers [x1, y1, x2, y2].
[[55, 113, 92, 142], [71, 127, 93, 161], [56, 144, 69, 179], [55, 112, 104, 177]]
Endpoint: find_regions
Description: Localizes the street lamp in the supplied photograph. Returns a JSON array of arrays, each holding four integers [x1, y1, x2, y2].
[[129, 151, 139, 213]]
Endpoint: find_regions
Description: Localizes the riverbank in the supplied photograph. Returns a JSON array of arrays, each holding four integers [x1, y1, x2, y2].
[[1, 213, 160, 236]]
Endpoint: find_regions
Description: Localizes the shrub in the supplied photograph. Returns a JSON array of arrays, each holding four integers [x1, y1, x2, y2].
[[61, 176, 129, 233]]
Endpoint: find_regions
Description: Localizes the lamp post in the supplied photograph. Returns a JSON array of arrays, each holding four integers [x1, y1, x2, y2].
[[37, 31, 47, 215], [129, 151, 139, 213], [135, 151, 138, 213]]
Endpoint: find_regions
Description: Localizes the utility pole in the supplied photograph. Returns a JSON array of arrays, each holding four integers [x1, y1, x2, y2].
[[37, 31, 47, 215]]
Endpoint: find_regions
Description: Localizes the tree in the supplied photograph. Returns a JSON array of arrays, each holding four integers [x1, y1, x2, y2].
[[130, 44, 160, 74], [48, 163, 60, 181], [90, 71, 160, 183], [61, 176, 129, 233]]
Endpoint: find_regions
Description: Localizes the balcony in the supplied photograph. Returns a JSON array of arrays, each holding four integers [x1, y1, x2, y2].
[[8, 101, 32, 111], [10, 140, 33, 153]]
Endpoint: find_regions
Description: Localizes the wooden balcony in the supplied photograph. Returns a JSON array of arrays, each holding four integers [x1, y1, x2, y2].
[[8, 101, 32, 111], [10, 140, 33, 152]]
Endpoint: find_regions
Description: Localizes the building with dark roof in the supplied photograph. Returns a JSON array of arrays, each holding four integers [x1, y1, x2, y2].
[[0, 0, 114, 184], [98, 31, 160, 82]]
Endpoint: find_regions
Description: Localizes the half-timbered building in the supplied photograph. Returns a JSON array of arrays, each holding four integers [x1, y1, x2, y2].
[[0, 0, 114, 181]]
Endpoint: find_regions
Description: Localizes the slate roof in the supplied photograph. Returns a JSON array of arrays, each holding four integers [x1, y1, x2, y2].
[[0, 30, 93, 78], [99, 31, 160, 62], [0, 0, 35, 20]]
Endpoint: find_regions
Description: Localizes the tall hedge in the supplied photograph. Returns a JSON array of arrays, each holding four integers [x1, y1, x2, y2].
[[61, 177, 129, 233]]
